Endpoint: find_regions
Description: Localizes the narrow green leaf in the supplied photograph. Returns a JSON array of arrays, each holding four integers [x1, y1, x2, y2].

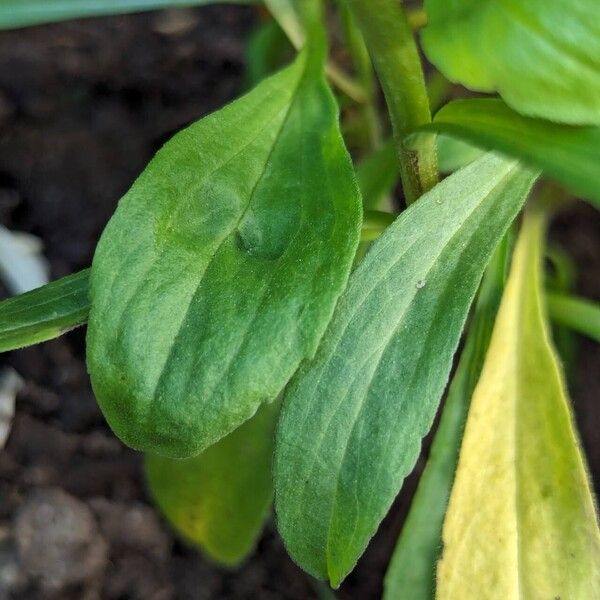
[[0, 0, 257, 29], [422, 0, 600, 125], [356, 140, 399, 210], [274, 154, 536, 587], [245, 20, 293, 88], [0, 269, 89, 352], [360, 210, 395, 242], [263, 0, 304, 48], [416, 99, 600, 206], [383, 237, 509, 600], [437, 210, 600, 599], [547, 293, 600, 343], [436, 134, 483, 174], [145, 400, 278, 566], [87, 48, 362, 459]]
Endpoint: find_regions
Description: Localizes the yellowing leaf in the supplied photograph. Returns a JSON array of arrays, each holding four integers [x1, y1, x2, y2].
[[437, 210, 600, 599], [145, 400, 278, 566]]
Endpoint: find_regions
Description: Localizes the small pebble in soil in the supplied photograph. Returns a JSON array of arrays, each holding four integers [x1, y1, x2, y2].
[[13, 488, 108, 592]]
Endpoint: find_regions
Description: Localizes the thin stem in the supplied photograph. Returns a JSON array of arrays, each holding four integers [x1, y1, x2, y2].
[[264, 0, 368, 103], [325, 64, 369, 104], [338, 1, 382, 149], [345, 0, 438, 203]]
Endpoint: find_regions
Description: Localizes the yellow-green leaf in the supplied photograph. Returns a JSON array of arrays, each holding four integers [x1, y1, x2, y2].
[[437, 210, 600, 599], [145, 400, 278, 566]]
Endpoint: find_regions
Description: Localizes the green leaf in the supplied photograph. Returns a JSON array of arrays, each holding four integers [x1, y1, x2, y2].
[[416, 99, 600, 206], [0, 0, 257, 29], [547, 292, 600, 343], [360, 210, 395, 242], [421, 0, 600, 125], [263, 0, 304, 48], [383, 235, 510, 600], [437, 210, 600, 599], [0, 269, 89, 352], [274, 154, 536, 587], [436, 134, 483, 174], [245, 20, 293, 88], [356, 140, 399, 210], [87, 48, 362, 459], [145, 399, 278, 566]]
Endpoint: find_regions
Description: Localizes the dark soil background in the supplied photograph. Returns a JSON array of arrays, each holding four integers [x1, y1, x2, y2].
[[0, 6, 598, 600]]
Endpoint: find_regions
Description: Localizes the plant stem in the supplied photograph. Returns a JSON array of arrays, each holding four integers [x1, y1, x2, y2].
[[345, 0, 438, 203], [264, 0, 368, 103], [338, 1, 382, 150]]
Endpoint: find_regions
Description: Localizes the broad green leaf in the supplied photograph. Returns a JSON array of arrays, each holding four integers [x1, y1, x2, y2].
[[145, 400, 278, 566], [0, 269, 89, 352], [416, 99, 600, 206], [383, 235, 510, 600], [274, 154, 536, 587], [437, 210, 600, 599], [547, 293, 600, 343], [87, 47, 362, 459], [422, 0, 600, 125], [0, 0, 257, 29]]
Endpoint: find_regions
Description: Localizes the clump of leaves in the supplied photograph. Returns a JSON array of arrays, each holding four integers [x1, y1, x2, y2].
[[0, 0, 598, 597]]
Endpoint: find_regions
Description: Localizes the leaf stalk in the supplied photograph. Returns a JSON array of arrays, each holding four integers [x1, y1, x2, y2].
[[344, 0, 438, 203]]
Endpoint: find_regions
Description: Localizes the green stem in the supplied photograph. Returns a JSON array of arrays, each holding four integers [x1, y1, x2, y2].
[[264, 0, 368, 104], [338, 1, 382, 149], [345, 0, 438, 203]]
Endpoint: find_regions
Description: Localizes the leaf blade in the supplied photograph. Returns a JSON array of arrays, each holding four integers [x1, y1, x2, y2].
[[417, 98, 600, 206], [437, 209, 600, 598], [383, 236, 510, 600], [356, 140, 399, 211], [274, 154, 536, 586], [0, 269, 89, 352], [87, 50, 362, 458], [0, 0, 257, 29], [145, 399, 278, 566], [422, 0, 600, 125]]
